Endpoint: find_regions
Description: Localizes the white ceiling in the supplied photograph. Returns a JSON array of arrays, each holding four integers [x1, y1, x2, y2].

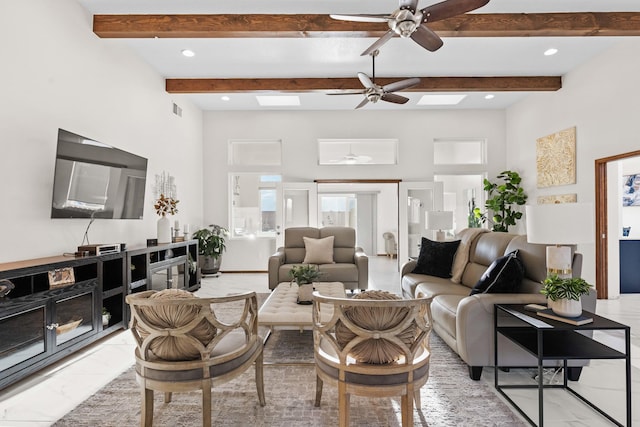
[[76, 0, 640, 111]]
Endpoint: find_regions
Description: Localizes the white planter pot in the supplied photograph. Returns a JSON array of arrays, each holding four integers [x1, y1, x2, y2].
[[102, 314, 111, 327], [548, 297, 582, 317], [157, 216, 171, 244]]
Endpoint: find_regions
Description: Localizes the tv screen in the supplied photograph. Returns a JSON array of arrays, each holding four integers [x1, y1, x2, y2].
[[51, 129, 148, 219]]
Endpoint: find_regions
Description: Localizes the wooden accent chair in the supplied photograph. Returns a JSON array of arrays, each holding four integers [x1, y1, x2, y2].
[[126, 290, 266, 427], [312, 291, 433, 427]]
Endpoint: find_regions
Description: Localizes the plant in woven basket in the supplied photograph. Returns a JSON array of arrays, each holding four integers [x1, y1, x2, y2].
[[289, 264, 322, 285]]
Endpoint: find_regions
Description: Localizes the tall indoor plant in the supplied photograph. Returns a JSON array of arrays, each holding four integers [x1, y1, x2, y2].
[[192, 224, 228, 275], [474, 170, 528, 232]]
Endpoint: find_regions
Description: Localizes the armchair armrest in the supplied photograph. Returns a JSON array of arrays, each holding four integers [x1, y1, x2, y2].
[[455, 293, 547, 367], [354, 247, 368, 290], [268, 247, 286, 290]]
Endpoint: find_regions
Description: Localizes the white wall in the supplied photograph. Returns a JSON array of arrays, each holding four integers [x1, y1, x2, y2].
[[505, 39, 640, 286], [203, 110, 506, 270], [0, 0, 204, 263]]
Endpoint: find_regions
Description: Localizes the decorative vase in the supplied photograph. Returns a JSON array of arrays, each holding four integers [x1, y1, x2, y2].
[[548, 298, 582, 317], [157, 216, 171, 244], [102, 314, 111, 327]]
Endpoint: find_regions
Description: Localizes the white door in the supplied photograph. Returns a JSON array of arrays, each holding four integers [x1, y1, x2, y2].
[[275, 182, 318, 248], [398, 182, 444, 266]]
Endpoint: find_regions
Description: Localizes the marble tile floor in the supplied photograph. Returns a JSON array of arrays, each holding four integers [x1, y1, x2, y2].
[[0, 256, 638, 426]]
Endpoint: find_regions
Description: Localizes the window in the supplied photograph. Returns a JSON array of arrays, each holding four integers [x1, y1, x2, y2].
[[318, 139, 398, 165], [230, 173, 281, 238], [433, 139, 486, 165]]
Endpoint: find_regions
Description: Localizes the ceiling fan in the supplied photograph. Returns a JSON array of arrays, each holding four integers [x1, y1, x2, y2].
[[329, 144, 373, 164], [331, 0, 490, 55], [328, 50, 420, 109]]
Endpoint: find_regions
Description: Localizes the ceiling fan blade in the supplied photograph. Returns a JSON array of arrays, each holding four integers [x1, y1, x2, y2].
[[330, 14, 391, 23], [361, 29, 396, 56], [327, 90, 366, 96], [421, 0, 490, 23], [355, 97, 370, 109], [357, 72, 375, 89], [399, 0, 420, 13], [383, 77, 421, 93], [410, 25, 444, 52], [381, 93, 410, 104]]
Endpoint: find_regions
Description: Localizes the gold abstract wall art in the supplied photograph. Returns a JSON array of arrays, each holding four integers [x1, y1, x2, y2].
[[537, 194, 577, 204], [536, 127, 576, 188]]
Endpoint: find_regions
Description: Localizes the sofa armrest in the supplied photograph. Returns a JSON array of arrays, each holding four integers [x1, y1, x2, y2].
[[268, 247, 286, 290], [455, 293, 547, 367], [354, 247, 368, 290], [400, 260, 417, 278]]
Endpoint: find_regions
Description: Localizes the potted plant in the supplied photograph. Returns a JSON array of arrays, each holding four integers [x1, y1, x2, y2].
[[101, 307, 111, 327], [540, 274, 592, 317], [192, 224, 228, 275], [473, 170, 528, 232], [289, 264, 322, 286]]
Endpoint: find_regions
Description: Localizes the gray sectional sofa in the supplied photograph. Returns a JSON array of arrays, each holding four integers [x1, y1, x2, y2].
[[401, 229, 597, 380]]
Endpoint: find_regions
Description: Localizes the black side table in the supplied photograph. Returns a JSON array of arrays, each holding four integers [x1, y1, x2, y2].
[[494, 304, 631, 426]]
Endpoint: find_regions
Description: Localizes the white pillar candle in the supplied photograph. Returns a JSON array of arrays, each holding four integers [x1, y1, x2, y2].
[[174, 220, 179, 231]]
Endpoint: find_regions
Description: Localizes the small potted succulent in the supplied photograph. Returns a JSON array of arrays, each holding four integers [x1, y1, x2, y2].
[[101, 307, 111, 327], [540, 274, 592, 317], [289, 264, 322, 286]]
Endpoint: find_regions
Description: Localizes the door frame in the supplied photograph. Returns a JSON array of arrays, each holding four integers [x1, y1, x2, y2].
[[595, 149, 640, 299]]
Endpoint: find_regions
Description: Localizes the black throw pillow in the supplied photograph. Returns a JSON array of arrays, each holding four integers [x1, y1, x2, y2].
[[411, 237, 461, 278], [469, 250, 525, 295]]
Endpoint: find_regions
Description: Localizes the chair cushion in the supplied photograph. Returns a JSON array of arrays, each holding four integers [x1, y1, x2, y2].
[[303, 236, 335, 264], [412, 238, 461, 278], [136, 289, 217, 361], [335, 290, 415, 364], [469, 250, 525, 295]]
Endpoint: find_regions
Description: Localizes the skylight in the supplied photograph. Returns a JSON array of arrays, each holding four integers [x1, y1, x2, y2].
[[417, 94, 467, 106], [256, 96, 300, 107]]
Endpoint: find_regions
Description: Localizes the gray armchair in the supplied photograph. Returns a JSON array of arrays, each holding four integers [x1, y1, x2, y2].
[[268, 227, 368, 291]]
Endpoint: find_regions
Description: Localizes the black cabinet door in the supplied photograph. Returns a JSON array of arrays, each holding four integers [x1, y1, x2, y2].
[[620, 240, 640, 293]]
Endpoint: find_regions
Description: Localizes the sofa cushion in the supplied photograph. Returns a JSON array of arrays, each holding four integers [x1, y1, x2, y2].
[[414, 280, 471, 299], [412, 238, 461, 278], [303, 236, 335, 264], [469, 250, 524, 295], [318, 263, 358, 283], [431, 294, 465, 343]]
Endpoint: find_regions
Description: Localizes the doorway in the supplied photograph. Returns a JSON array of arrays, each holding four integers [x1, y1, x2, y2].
[[595, 149, 640, 299]]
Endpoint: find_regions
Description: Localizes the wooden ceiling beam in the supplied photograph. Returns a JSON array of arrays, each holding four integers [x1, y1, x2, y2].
[[166, 76, 562, 93], [94, 13, 640, 38]]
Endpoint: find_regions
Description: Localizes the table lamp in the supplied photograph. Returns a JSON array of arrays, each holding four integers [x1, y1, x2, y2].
[[425, 211, 453, 241], [525, 203, 594, 278]]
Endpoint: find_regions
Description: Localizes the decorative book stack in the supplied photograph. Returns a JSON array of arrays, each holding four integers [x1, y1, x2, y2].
[[536, 308, 593, 326]]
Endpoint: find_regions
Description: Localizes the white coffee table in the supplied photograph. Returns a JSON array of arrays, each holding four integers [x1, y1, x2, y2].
[[258, 282, 346, 336]]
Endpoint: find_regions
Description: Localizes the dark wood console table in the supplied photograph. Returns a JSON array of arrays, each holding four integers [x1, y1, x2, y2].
[[0, 240, 199, 391]]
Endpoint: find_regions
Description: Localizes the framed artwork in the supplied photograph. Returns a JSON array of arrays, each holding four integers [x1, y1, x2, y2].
[[536, 127, 576, 188], [623, 174, 640, 206], [48, 267, 75, 289], [538, 193, 577, 204]]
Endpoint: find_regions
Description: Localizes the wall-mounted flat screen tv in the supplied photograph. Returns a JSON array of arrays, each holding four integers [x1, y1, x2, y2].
[[51, 129, 148, 219]]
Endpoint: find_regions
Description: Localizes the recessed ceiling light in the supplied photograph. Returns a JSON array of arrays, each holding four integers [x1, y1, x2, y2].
[[221, 96, 230, 101], [485, 94, 495, 100], [544, 48, 558, 56], [417, 94, 466, 106], [256, 95, 300, 107], [181, 49, 195, 57]]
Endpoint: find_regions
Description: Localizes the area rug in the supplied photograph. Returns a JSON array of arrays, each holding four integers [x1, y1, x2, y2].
[[53, 329, 525, 426]]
